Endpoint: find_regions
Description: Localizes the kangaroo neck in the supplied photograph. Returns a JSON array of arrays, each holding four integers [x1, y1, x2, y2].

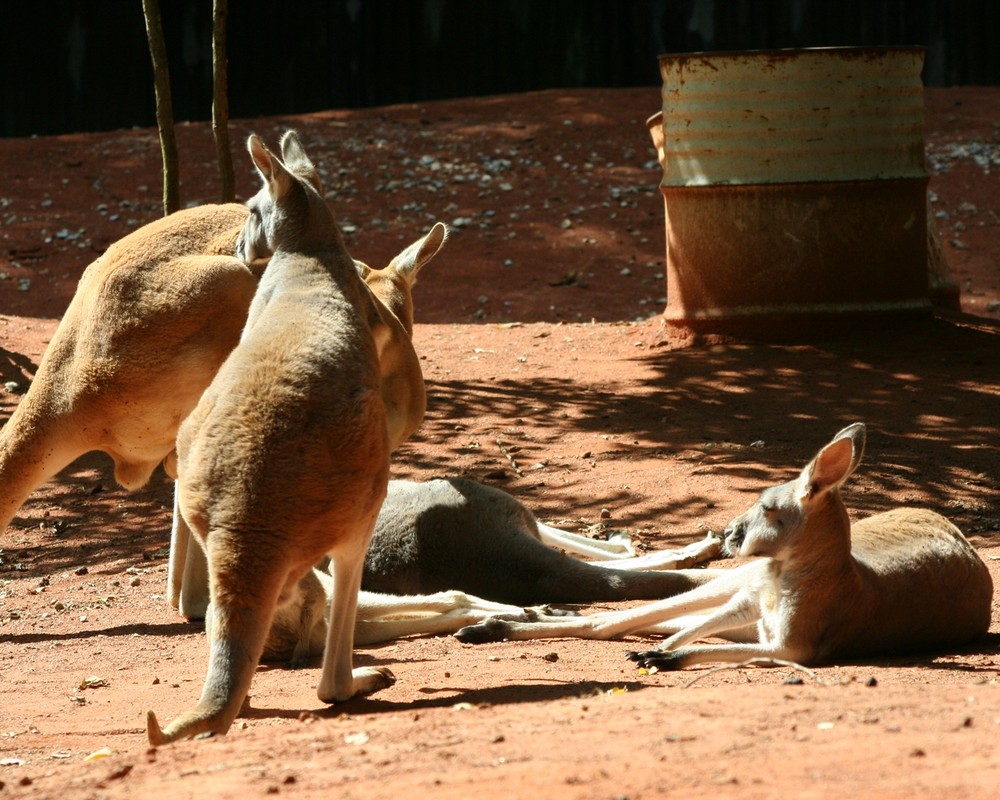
[[778, 497, 856, 578]]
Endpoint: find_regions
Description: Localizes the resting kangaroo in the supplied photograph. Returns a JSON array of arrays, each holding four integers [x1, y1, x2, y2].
[[145, 131, 396, 744], [262, 476, 724, 660], [455, 423, 994, 671]]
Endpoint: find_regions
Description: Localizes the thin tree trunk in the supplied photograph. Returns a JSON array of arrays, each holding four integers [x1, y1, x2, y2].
[[212, 0, 235, 202], [141, 0, 179, 215]]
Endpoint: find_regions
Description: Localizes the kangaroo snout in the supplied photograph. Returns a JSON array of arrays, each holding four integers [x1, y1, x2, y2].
[[234, 230, 254, 263]]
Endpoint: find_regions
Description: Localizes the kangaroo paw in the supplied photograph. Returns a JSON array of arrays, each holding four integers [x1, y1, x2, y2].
[[607, 530, 636, 555], [454, 617, 511, 644], [626, 649, 684, 671], [355, 666, 396, 697], [527, 604, 579, 618]]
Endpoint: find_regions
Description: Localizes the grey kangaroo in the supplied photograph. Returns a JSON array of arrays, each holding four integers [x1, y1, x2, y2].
[[262, 476, 724, 661]]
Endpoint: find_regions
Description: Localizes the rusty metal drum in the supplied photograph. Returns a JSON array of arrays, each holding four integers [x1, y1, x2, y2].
[[650, 47, 931, 337]]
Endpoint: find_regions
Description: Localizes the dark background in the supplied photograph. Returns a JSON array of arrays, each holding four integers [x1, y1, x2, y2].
[[1, 0, 997, 138]]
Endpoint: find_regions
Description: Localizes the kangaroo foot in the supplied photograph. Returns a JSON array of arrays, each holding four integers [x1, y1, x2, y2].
[[625, 649, 684, 671]]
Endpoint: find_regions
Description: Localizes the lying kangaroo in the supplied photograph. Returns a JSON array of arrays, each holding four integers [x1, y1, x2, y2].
[[455, 423, 994, 671], [261, 476, 725, 661], [146, 131, 397, 745]]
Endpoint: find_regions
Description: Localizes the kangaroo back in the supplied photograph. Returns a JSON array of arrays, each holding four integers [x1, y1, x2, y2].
[[841, 507, 993, 657], [0, 203, 253, 530]]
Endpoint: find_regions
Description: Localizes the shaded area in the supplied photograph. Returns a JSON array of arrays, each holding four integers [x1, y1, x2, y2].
[[3, 314, 998, 587], [397, 316, 1000, 539], [244, 680, 651, 723], [4, 1, 998, 137]]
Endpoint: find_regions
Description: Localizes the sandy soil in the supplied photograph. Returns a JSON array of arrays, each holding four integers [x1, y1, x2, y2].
[[1, 87, 999, 799]]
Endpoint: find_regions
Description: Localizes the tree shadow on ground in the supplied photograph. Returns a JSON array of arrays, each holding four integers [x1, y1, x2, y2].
[[4, 316, 998, 574], [399, 316, 1000, 541]]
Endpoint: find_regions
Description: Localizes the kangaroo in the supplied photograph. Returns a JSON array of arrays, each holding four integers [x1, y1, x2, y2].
[[454, 423, 994, 672], [0, 186, 446, 618], [145, 131, 396, 745], [0, 203, 256, 532], [361, 478, 722, 604], [169, 219, 444, 621], [260, 476, 725, 660]]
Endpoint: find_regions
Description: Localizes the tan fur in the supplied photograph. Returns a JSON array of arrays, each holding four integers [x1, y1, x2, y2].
[[146, 131, 397, 745], [454, 423, 994, 672], [0, 185, 445, 621], [169, 221, 444, 621], [0, 204, 255, 529]]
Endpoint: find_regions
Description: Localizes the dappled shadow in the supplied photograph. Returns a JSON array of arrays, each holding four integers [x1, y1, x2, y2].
[[0, 347, 37, 385], [1, 451, 176, 577], [399, 316, 1000, 539], [4, 317, 998, 575]]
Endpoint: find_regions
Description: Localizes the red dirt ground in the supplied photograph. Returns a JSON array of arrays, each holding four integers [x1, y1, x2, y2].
[[1, 87, 999, 799]]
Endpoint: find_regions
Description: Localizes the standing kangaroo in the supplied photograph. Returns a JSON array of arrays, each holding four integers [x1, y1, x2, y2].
[[0, 192, 446, 618], [455, 423, 994, 671], [146, 131, 395, 745], [0, 204, 256, 530], [168, 218, 444, 621]]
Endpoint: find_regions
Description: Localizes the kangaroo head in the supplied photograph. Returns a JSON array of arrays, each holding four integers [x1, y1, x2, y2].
[[236, 130, 332, 263], [356, 222, 448, 335], [724, 423, 866, 558]]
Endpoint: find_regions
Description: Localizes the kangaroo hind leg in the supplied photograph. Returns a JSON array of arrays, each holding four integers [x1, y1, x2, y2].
[[317, 536, 396, 703], [147, 537, 286, 745]]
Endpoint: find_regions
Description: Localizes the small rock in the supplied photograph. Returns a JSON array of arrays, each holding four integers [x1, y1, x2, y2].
[[542, 652, 559, 663]]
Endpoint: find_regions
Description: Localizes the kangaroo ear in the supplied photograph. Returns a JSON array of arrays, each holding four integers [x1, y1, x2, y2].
[[248, 134, 294, 200], [278, 129, 322, 194], [798, 423, 866, 501], [388, 222, 448, 285]]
